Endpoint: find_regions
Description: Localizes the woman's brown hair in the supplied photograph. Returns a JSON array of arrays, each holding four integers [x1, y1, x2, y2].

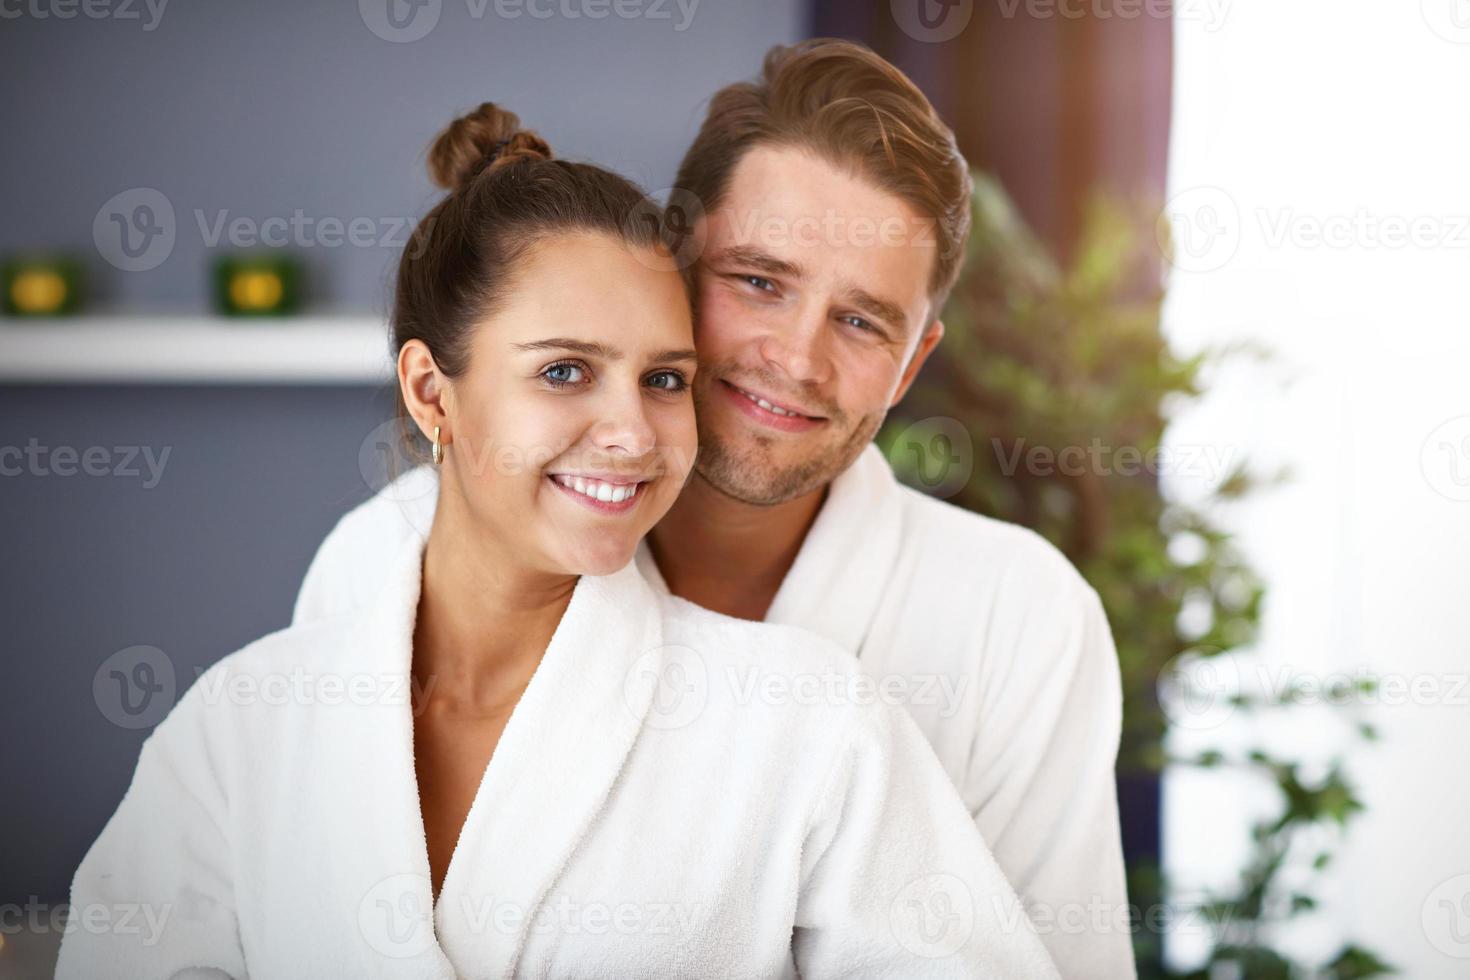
[[392, 102, 671, 446]]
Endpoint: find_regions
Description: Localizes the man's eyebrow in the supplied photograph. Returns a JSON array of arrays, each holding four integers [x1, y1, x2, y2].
[[510, 338, 622, 359], [714, 245, 807, 280], [716, 244, 910, 333], [841, 285, 909, 334]]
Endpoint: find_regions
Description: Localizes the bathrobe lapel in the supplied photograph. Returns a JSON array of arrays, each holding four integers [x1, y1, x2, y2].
[[636, 443, 904, 654], [336, 536, 666, 979]]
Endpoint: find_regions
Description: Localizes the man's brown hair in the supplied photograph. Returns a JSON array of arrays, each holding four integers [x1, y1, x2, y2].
[[673, 38, 973, 316]]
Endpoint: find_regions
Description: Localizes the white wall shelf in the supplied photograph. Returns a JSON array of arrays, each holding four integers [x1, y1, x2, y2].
[[0, 314, 392, 385]]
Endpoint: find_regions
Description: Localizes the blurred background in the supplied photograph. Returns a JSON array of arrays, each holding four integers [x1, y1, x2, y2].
[[2, 1, 1468, 976]]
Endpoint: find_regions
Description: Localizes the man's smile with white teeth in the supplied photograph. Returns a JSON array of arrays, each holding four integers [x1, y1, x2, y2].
[[550, 474, 644, 504], [729, 383, 816, 419]]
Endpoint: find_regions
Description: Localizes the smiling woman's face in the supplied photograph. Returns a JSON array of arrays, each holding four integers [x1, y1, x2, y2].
[[418, 232, 698, 577]]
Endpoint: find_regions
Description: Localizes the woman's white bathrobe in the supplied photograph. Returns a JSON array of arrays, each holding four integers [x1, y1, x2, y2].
[[292, 447, 1135, 980], [58, 534, 1059, 979]]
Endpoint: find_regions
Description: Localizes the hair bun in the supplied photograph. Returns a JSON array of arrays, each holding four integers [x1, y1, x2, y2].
[[427, 102, 554, 191]]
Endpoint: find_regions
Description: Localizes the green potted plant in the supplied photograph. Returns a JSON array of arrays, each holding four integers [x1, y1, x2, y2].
[[879, 173, 1391, 979]]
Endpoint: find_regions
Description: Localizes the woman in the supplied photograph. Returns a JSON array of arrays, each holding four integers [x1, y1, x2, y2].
[[57, 104, 1058, 979]]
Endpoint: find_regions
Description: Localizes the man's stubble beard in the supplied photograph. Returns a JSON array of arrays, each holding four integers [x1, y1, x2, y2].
[[691, 372, 885, 507]]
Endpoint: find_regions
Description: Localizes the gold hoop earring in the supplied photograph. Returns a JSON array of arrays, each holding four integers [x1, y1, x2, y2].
[[431, 425, 444, 466]]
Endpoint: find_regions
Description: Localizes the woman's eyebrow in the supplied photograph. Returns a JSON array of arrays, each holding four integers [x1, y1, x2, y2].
[[511, 338, 621, 358], [650, 348, 699, 365], [512, 339, 698, 366]]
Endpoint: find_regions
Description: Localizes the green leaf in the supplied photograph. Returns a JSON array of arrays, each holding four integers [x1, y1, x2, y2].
[[1323, 943, 1397, 978], [890, 172, 1390, 980]]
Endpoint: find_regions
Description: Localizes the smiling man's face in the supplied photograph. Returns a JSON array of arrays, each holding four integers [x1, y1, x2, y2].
[[689, 144, 945, 506]]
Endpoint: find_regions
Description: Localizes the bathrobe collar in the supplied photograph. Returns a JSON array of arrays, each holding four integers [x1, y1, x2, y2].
[[342, 534, 666, 979], [636, 442, 904, 654]]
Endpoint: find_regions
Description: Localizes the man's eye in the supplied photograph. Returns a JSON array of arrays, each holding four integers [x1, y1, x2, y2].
[[742, 275, 776, 292], [841, 315, 876, 333], [542, 362, 586, 386], [646, 369, 690, 392]]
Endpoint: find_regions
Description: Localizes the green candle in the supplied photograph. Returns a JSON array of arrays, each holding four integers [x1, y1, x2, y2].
[[213, 254, 303, 316], [2, 254, 84, 317]]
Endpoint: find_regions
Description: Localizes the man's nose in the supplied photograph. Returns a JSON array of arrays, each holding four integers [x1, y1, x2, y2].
[[758, 304, 832, 386]]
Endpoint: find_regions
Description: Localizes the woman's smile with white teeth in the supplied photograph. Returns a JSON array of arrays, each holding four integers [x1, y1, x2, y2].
[[551, 474, 643, 503]]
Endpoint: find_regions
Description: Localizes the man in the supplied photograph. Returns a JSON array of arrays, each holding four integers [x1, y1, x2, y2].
[[297, 39, 1136, 979]]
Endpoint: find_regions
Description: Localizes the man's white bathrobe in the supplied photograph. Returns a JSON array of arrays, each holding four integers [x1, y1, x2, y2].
[[291, 444, 1136, 980], [59, 533, 1061, 979]]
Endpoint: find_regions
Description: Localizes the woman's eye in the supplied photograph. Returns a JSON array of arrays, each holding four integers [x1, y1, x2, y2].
[[645, 369, 689, 392], [542, 362, 586, 386]]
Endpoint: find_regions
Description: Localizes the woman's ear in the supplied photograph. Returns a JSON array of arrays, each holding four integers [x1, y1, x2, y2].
[[398, 340, 451, 444]]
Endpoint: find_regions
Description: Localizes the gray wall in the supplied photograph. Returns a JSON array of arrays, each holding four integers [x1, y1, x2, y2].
[[1, 0, 804, 916], [0, 383, 397, 908], [1, 0, 804, 310]]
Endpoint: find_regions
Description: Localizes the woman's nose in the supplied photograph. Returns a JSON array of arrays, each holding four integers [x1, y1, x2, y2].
[[591, 386, 658, 458]]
